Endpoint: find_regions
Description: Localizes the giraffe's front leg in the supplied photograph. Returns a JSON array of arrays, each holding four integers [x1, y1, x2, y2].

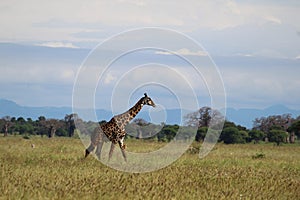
[[118, 137, 127, 162]]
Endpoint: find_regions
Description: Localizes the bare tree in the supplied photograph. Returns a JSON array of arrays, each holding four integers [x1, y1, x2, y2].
[[184, 107, 224, 129], [39, 118, 64, 138], [65, 113, 79, 137], [253, 114, 293, 143], [253, 114, 292, 132], [132, 118, 148, 139], [1, 116, 13, 137]]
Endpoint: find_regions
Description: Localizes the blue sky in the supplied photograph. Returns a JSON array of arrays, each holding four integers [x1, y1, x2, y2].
[[0, 0, 299, 111]]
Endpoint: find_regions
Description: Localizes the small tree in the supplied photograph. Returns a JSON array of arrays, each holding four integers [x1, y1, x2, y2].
[[221, 127, 246, 144], [195, 127, 208, 142], [36, 116, 47, 136], [288, 120, 300, 143], [268, 130, 288, 146], [158, 125, 179, 142], [239, 130, 249, 143], [249, 130, 265, 144]]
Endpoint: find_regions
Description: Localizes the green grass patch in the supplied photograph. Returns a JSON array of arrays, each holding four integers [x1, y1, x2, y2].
[[1, 136, 300, 199]]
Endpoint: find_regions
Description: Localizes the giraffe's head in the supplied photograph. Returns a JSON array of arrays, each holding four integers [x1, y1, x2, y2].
[[141, 93, 156, 107]]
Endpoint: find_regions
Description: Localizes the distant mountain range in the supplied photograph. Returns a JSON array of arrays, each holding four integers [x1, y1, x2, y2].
[[1, 99, 300, 128]]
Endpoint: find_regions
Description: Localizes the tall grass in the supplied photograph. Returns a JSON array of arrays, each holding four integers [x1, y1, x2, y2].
[[1, 136, 299, 199]]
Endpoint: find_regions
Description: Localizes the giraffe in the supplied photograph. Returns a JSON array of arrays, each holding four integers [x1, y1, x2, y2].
[[85, 93, 156, 162]]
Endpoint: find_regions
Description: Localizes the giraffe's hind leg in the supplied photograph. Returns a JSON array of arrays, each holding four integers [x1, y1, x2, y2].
[[85, 143, 95, 158], [86, 126, 103, 158], [108, 142, 116, 161], [95, 140, 104, 160]]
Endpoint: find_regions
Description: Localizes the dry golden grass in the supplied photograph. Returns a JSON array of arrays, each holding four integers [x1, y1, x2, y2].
[[1, 136, 300, 199]]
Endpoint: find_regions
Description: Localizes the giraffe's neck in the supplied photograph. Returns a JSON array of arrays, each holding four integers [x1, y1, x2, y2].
[[126, 99, 143, 121], [113, 98, 144, 125]]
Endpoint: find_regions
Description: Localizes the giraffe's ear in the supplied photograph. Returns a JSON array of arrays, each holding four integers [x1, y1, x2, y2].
[[144, 93, 148, 97]]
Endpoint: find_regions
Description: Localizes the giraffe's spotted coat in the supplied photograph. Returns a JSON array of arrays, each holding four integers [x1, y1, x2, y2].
[[85, 93, 156, 162]]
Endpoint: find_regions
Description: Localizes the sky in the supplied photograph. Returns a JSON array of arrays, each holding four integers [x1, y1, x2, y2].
[[0, 0, 299, 112]]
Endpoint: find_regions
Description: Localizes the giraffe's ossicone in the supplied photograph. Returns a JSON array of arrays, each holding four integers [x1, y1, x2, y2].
[[85, 93, 156, 162]]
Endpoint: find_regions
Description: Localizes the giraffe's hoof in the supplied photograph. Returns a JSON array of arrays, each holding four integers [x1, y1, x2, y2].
[[85, 149, 90, 158]]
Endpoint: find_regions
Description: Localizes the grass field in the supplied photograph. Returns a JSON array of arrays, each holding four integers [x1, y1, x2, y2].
[[1, 136, 300, 200]]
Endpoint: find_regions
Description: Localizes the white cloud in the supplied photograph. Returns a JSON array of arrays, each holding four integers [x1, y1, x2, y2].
[[220, 63, 300, 108], [155, 48, 208, 56], [0, 0, 297, 43], [0, 1, 299, 110], [107, 64, 202, 111], [0, 65, 76, 85], [104, 72, 117, 84], [0, 0, 298, 58], [36, 42, 79, 49], [117, 0, 146, 7], [263, 15, 282, 25], [235, 53, 253, 57], [225, 0, 241, 15]]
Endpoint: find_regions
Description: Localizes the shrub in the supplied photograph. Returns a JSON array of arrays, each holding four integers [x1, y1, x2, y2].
[[221, 127, 246, 144]]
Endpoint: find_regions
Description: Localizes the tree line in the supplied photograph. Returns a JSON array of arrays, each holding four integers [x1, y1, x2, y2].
[[0, 114, 80, 138], [1, 107, 300, 145], [186, 107, 300, 145]]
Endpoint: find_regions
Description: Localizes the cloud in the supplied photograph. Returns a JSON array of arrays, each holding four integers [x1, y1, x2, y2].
[[118, 0, 146, 7], [220, 59, 300, 108], [105, 64, 202, 111], [104, 72, 117, 84], [36, 42, 79, 49], [0, 0, 295, 43], [155, 48, 208, 56], [226, 0, 241, 15], [263, 15, 282, 25], [234, 53, 253, 57], [0, 1, 299, 110], [0, 1, 298, 60], [0, 64, 76, 85]]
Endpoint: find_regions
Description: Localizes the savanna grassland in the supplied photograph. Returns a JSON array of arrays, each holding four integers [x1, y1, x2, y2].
[[1, 136, 300, 200]]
